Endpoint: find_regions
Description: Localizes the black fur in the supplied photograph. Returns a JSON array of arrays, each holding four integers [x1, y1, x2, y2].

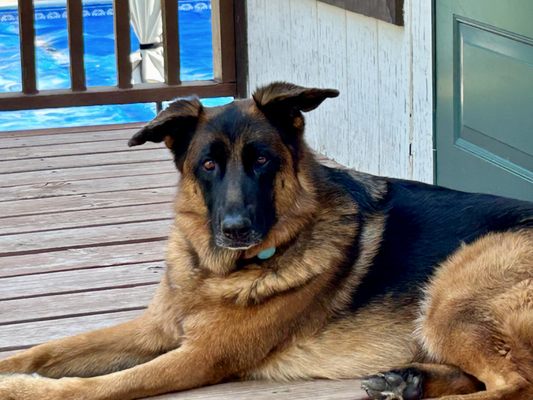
[[194, 105, 281, 249], [340, 174, 533, 310]]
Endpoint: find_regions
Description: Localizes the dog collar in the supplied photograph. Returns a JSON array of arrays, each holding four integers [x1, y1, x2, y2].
[[257, 247, 276, 260]]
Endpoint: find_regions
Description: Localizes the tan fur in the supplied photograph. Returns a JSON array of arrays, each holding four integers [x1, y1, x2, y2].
[[417, 230, 533, 398], [0, 84, 531, 400], [248, 301, 417, 381]]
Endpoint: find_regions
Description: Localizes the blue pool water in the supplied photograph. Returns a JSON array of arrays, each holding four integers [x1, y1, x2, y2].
[[0, 0, 232, 131]]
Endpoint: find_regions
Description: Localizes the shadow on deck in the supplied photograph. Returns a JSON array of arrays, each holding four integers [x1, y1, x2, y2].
[[0, 124, 366, 399]]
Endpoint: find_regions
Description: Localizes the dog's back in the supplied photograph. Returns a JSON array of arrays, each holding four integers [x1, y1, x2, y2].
[[330, 167, 533, 310]]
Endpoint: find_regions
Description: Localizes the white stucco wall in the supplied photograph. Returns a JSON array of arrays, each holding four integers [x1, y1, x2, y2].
[[246, 0, 433, 182]]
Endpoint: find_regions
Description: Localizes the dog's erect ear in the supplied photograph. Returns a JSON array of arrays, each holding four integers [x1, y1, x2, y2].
[[128, 96, 202, 147], [128, 96, 202, 170], [252, 82, 339, 115]]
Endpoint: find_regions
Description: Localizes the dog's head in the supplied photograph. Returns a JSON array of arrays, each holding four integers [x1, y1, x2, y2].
[[129, 82, 338, 252]]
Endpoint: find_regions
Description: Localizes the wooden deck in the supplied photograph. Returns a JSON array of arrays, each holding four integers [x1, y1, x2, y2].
[[0, 124, 367, 399]]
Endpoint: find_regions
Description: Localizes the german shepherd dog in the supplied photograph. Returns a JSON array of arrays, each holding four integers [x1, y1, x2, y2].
[[0, 82, 532, 400]]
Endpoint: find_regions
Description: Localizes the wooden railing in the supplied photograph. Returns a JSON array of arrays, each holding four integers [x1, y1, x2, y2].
[[0, 0, 245, 111]]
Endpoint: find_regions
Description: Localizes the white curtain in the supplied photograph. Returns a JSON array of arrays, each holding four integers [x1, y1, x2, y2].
[[129, 0, 165, 84]]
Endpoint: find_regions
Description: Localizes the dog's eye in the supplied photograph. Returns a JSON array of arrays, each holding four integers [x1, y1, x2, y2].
[[203, 159, 216, 171], [256, 156, 268, 166]]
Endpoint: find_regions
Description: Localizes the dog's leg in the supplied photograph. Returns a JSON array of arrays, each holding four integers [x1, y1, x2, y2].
[[0, 313, 180, 378], [393, 230, 533, 400], [0, 336, 261, 400], [361, 363, 483, 400], [0, 297, 286, 400]]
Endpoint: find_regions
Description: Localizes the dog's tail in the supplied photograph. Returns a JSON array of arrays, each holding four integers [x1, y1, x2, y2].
[[500, 280, 533, 383]]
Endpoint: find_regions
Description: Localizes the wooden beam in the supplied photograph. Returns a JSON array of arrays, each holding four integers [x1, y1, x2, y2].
[[113, 0, 132, 88], [0, 82, 237, 111], [211, 0, 236, 83], [161, 0, 180, 85], [67, 0, 86, 91], [318, 0, 405, 26], [17, 0, 37, 94]]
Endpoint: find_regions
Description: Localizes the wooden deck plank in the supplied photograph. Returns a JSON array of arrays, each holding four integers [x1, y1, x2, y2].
[[0, 160, 175, 188], [0, 241, 166, 277], [0, 310, 143, 350], [0, 187, 176, 217], [0, 127, 141, 147], [0, 285, 156, 325], [0, 173, 177, 202], [0, 148, 171, 173], [0, 220, 170, 255], [0, 204, 173, 236], [0, 139, 163, 161], [151, 379, 367, 400], [0, 261, 164, 300], [0, 123, 142, 138]]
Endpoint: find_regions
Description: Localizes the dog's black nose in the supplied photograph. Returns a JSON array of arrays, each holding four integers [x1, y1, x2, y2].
[[221, 214, 252, 238]]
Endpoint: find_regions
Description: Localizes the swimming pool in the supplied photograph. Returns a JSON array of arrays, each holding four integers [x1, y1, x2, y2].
[[0, 0, 232, 131]]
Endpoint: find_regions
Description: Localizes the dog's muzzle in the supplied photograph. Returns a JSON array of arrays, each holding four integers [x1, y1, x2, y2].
[[214, 214, 262, 250]]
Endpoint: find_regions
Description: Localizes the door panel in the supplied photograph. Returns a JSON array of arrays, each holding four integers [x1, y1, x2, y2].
[[436, 0, 533, 201]]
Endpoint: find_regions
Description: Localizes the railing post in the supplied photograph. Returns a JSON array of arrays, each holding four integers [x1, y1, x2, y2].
[[67, 0, 86, 91], [234, 0, 248, 97], [0, 1, 239, 111], [161, 0, 180, 85], [18, 0, 37, 94], [211, 0, 236, 83], [113, 0, 132, 89]]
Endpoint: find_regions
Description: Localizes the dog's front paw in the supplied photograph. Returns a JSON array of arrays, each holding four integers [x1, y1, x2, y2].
[[206, 269, 266, 306], [0, 373, 68, 400], [0, 374, 35, 400], [361, 368, 423, 400]]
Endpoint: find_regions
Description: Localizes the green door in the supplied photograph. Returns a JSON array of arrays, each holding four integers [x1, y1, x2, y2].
[[435, 0, 533, 201]]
